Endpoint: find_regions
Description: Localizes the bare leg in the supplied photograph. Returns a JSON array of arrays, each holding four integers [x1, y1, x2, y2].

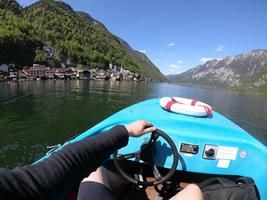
[[81, 166, 129, 191], [78, 166, 129, 200], [81, 166, 110, 188], [170, 184, 203, 200]]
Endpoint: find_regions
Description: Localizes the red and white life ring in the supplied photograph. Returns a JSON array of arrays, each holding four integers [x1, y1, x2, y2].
[[159, 97, 212, 117]]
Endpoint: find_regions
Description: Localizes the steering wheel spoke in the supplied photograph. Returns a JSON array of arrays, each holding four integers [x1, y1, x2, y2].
[[114, 129, 179, 186], [116, 151, 140, 160], [151, 164, 162, 181], [148, 131, 160, 145]]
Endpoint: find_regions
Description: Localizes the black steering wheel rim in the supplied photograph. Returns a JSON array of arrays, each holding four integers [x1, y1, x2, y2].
[[113, 129, 179, 186]]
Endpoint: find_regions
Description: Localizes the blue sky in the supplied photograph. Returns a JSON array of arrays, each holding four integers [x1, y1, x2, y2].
[[18, 0, 267, 75]]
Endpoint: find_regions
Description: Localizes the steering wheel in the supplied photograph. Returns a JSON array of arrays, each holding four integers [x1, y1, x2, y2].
[[113, 129, 179, 186]]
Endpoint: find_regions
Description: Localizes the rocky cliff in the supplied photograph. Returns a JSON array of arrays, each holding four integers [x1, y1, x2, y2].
[[168, 50, 267, 89]]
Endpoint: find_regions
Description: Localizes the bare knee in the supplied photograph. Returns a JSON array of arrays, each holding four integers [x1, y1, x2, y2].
[[81, 166, 128, 191], [81, 167, 109, 187], [170, 184, 203, 200]]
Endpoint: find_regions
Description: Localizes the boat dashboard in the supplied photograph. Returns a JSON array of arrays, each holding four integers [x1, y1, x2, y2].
[[93, 98, 267, 199], [110, 123, 266, 199], [50, 98, 267, 199]]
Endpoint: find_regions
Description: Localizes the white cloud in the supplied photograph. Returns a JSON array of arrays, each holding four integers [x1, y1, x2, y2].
[[216, 45, 224, 51], [169, 62, 182, 73], [168, 68, 182, 74], [169, 64, 179, 68], [168, 43, 175, 47], [168, 60, 184, 74], [139, 50, 146, 53]]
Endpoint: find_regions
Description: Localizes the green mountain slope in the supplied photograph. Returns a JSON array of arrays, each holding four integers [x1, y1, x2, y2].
[[0, 0, 166, 81], [75, 11, 167, 82], [0, 0, 41, 65], [117, 38, 167, 82], [0, 0, 21, 13]]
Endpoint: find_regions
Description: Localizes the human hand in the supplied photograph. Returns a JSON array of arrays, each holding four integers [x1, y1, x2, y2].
[[125, 120, 156, 137]]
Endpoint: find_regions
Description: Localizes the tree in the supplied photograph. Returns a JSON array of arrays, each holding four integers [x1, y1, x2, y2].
[[34, 50, 48, 64]]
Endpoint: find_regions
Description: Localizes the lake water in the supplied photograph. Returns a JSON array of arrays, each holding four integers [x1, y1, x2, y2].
[[0, 80, 267, 168]]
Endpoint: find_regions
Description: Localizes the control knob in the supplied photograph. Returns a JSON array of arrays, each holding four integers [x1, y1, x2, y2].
[[205, 148, 215, 158]]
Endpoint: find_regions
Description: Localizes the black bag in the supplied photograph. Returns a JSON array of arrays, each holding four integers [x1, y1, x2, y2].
[[198, 177, 259, 200]]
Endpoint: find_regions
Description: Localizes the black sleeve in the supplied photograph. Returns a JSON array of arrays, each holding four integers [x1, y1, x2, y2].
[[0, 125, 129, 200]]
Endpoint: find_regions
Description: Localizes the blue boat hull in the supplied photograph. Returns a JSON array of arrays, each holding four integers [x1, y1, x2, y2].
[[37, 98, 267, 199]]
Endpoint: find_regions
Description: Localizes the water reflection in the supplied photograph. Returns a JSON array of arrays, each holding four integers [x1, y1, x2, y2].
[[0, 80, 266, 168]]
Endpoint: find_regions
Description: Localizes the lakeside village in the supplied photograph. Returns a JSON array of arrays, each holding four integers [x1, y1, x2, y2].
[[0, 63, 152, 82]]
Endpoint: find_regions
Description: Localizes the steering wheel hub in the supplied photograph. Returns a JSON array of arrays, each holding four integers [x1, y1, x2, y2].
[[113, 129, 179, 186]]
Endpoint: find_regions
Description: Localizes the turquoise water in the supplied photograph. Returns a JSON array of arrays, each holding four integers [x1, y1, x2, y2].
[[0, 80, 266, 168]]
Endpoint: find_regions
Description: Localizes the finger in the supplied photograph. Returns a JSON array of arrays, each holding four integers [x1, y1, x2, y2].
[[143, 126, 156, 133], [142, 120, 153, 127]]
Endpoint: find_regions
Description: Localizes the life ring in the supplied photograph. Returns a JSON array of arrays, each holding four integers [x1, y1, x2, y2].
[[159, 97, 212, 117]]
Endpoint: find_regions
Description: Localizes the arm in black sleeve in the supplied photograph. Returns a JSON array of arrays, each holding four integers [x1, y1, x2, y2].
[[0, 125, 129, 200]]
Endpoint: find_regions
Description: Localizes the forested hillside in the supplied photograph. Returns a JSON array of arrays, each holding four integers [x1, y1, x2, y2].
[[0, 0, 166, 81], [0, 0, 41, 65]]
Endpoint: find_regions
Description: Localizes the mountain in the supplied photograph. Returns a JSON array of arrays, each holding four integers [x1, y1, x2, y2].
[[0, 0, 41, 65], [168, 50, 267, 89], [0, 0, 166, 82], [117, 37, 166, 82], [0, 0, 21, 13], [75, 11, 166, 82]]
